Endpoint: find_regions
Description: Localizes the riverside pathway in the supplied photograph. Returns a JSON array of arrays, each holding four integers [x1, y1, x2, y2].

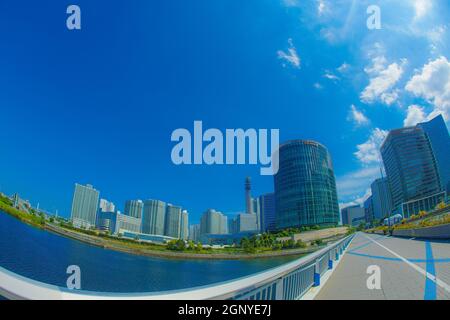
[[316, 233, 450, 300]]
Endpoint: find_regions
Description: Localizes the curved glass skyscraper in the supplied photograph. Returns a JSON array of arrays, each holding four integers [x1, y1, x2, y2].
[[274, 140, 339, 229]]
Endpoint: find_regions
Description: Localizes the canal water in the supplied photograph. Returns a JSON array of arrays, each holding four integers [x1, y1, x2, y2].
[[0, 211, 297, 293]]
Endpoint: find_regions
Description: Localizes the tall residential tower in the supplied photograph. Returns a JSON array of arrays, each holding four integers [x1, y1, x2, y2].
[[70, 183, 100, 229], [124, 200, 144, 219], [142, 199, 166, 236], [164, 204, 183, 238]]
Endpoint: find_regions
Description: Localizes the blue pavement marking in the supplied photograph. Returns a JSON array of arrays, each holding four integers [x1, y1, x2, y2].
[[424, 242, 437, 300], [348, 235, 388, 253], [424, 258, 450, 263], [348, 251, 401, 261], [347, 251, 450, 264]]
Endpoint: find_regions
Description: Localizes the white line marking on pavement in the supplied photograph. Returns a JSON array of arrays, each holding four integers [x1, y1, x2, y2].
[[363, 233, 450, 294]]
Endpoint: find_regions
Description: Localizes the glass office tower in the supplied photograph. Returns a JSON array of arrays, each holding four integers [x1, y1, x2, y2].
[[418, 114, 450, 195], [381, 126, 443, 215], [274, 140, 340, 229], [371, 177, 393, 220], [364, 196, 375, 224], [341, 205, 365, 226], [259, 193, 276, 232]]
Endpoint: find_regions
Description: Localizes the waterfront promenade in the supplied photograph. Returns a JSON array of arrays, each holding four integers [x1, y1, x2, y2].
[[316, 233, 450, 300]]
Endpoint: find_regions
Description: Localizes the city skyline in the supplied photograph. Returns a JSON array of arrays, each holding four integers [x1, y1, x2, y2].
[[0, 1, 449, 224], [4, 113, 449, 226], [4, 110, 449, 230]]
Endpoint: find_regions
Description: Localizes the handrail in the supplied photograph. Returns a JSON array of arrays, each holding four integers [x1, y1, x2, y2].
[[0, 234, 354, 300]]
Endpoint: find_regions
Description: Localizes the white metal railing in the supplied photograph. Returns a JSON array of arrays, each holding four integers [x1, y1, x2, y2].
[[0, 234, 354, 300]]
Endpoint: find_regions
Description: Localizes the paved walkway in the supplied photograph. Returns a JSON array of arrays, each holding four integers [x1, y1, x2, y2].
[[316, 233, 450, 300]]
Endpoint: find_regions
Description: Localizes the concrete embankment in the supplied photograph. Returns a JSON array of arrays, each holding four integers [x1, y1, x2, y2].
[[392, 223, 450, 239], [44, 224, 327, 260]]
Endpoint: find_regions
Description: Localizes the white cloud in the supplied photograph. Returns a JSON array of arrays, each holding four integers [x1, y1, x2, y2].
[[360, 56, 407, 105], [337, 63, 350, 73], [405, 56, 450, 121], [313, 83, 323, 90], [427, 25, 446, 44], [354, 128, 388, 165], [277, 38, 301, 69], [404, 105, 427, 127], [282, 0, 299, 7], [380, 90, 400, 105], [347, 105, 370, 127], [323, 63, 351, 82], [337, 167, 380, 199], [323, 72, 340, 81], [413, 0, 432, 20], [364, 55, 387, 74], [317, 0, 326, 15], [339, 188, 372, 211]]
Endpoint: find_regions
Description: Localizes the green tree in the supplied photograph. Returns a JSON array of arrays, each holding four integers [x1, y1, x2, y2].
[[314, 239, 324, 246], [296, 240, 307, 248], [187, 240, 195, 250]]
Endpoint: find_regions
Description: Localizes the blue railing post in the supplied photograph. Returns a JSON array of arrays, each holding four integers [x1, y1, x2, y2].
[[328, 251, 333, 270], [335, 247, 339, 260], [313, 259, 321, 287]]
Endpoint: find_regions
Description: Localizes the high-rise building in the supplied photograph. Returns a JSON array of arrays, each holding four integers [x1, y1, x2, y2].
[[259, 193, 276, 232], [99, 199, 115, 213], [97, 198, 116, 232], [70, 183, 100, 229], [124, 200, 144, 219], [13, 193, 19, 208], [251, 197, 261, 230], [364, 196, 374, 223], [115, 212, 142, 234], [189, 224, 200, 242], [371, 178, 393, 220], [200, 209, 228, 235], [381, 126, 443, 216], [418, 114, 450, 195], [164, 204, 183, 238], [275, 140, 340, 229], [96, 211, 117, 232], [341, 205, 365, 226], [220, 215, 228, 234], [236, 213, 258, 232], [180, 210, 189, 240], [245, 177, 252, 214], [228, 216, 238, 234], [341, 205, 353, 225], [142, 199, 166, 236]]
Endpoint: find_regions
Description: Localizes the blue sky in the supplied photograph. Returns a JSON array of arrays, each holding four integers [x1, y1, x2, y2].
[[0, 0, 449, 223]]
